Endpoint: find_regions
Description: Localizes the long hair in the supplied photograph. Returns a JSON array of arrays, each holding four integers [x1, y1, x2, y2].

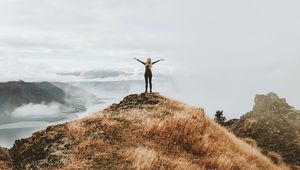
[[146, 58, 152, 69]]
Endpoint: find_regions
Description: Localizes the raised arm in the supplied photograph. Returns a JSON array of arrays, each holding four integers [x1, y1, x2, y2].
[[134, 58, 146, 65], [152, 59, 164, 65]]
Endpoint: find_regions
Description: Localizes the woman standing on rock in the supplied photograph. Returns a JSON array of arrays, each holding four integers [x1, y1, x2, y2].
[[134, 57, 164, 93]]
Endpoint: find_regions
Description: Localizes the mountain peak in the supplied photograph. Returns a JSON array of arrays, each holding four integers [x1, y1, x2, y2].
[[228, 92, 300, 167], [253, 92, 293, 114], [105, 93, 165, 112]]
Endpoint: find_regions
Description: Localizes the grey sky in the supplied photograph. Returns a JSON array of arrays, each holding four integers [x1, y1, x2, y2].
[[0, 0, 299, 118]]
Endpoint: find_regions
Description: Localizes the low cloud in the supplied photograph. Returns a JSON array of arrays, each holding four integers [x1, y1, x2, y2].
[[11, 102, 61, 118]]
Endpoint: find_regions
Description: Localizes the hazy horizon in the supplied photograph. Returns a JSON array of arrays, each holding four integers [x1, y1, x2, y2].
[[0, 0, 300, 118]]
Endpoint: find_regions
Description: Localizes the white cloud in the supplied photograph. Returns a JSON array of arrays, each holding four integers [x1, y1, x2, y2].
[[11, 102, 61, 118]]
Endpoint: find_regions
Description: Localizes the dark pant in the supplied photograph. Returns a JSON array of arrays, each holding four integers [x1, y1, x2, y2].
[[144, 71, 152, 92]]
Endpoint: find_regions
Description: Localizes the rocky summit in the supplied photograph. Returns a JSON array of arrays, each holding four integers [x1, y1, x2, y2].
[[104, 93, 164, 112], [227, 92, 300, 168], [0, 93, 286, 170]]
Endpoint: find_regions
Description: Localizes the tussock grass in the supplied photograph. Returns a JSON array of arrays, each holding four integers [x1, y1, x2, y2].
[[125, 147, 200, 170], [126, 147, 158, 169], [0, 160, 11, 170], [67, 120, 86, 139], [64, 139, 112, 169], [149, 115, 281, 169]]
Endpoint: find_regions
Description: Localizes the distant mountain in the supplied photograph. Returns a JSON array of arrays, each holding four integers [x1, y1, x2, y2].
[[226, 92, 300, 168], [57, 70, 130, 79], [0, 81, 65, 114], [0, 81, 99, 124]]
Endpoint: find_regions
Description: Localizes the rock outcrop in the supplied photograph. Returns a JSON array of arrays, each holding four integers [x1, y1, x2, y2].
[[1, 93, 285, 169], [227, 92, 300, 168], [9, 124, 79, 169], [0, 146, 9, 160], [0, 146, 11, 169]]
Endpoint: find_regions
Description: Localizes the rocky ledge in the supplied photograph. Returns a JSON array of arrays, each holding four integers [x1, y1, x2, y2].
[[227, 92, 300, 168]]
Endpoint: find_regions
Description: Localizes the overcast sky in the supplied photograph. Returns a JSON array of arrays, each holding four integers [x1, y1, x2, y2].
[[0, 0, 299, 118]]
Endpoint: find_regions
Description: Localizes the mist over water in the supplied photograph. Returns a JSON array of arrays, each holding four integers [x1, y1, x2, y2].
[[0, 98, 112, 148], [0, 127, 40, 148]]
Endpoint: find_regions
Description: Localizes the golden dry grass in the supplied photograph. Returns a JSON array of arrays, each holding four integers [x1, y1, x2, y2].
[[64, 139, 112, 170], [63, 94, 288, 170], [0, 160, 11, 170], [67, 120, 86, 139], [125, 147, 200, 170]]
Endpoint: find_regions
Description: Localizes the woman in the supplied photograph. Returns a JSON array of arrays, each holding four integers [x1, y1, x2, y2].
[[134, 57, 164, 93]]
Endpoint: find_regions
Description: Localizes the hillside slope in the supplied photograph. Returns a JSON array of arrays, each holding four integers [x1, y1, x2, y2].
[[2, 93, 285, 169], [227, 92, 300, 168]]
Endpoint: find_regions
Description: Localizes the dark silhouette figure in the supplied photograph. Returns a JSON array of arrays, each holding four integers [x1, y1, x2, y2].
[[134, 57, 164, 93]]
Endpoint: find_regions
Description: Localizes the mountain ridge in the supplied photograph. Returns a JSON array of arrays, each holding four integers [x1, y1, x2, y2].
[[0, 93, 286, 169], [0, 81, 65, 115], [0, 81, 98, 115]]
